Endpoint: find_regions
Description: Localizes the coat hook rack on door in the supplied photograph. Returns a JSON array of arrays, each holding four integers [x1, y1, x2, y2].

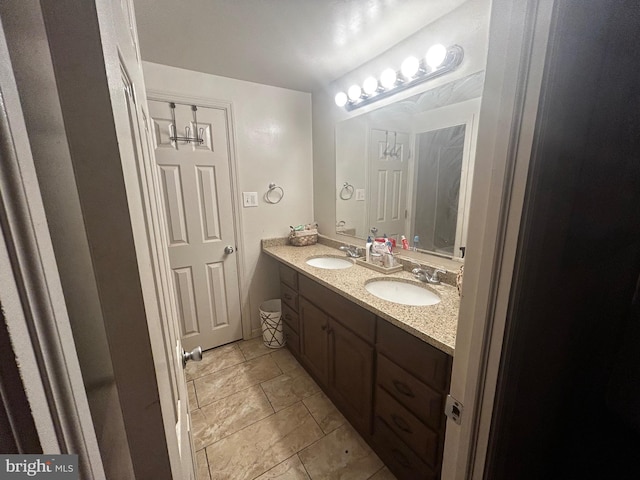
[[169, 102, 204, 144]]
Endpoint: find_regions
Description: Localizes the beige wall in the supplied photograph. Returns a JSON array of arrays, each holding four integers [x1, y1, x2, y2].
[[313, 0, 491, 243], [142, 62, 314, 336]]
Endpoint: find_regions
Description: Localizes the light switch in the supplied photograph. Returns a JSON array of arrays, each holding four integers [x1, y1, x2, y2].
[[356, 189, 366, 201], [243, 192, 258, 207]]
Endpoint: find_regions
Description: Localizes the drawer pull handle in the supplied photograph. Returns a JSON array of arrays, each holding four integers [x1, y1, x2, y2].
[[392, 380, 415, 398], [391, 414, 413, 434], [321, 324, 327, 331], [284, 293, 293, 300], [391, 448, 411, 468]]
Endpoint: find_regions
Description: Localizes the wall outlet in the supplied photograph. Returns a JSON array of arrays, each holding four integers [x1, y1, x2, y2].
[[356, 189, 366, 201], [243, 192, 258, 207]]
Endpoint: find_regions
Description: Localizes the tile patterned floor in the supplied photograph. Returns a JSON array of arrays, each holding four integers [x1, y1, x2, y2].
[[187, 337, 397, 480]]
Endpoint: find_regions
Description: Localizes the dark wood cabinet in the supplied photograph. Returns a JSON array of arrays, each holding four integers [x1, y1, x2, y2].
[[299, 297, 330, 385], [373, 417, 436, 480], [328, 317, 374, 434], [296, 274, 376, 436], [278, 263, 298, 290], [279, 264, 300, 356], [373, 318, 452, 479], [276, 260, 452, 479], [377, 353, 443, 430]]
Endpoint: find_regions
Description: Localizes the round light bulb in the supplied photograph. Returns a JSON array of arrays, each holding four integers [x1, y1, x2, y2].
[[380, 68, 397, 89], [426, 44, 448, 69], [334, 91, 348, 107], [401, 56, 420, 79], [363, 76, 378, 95], [347, 84, 362, 101]]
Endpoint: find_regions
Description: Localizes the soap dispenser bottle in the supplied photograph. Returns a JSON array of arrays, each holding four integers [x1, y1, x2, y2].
[[365, 236, 372, 262], [413, 235, 420, 251]]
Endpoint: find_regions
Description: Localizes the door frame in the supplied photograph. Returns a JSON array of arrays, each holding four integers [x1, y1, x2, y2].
[[146, 90, 250, 340], [441, 0, 555, 478], [0, 19, 105, 477]]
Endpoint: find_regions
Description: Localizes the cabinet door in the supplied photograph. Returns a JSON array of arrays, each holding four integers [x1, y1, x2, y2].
[[329, 318, 374, 434], [299, 297, 329, 386]]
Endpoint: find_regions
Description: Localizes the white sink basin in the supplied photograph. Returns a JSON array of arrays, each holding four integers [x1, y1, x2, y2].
[[305, 256, 354, 270], [365, 279, 441, 306]]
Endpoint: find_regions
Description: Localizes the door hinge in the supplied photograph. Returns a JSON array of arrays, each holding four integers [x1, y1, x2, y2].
[[445, 394, 464, 425]]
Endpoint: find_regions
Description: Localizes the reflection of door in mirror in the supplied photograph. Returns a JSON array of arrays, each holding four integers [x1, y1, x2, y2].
[[335, 75, 483, 258], [368, 129, 410, 241], [413, 125, 465, 256]]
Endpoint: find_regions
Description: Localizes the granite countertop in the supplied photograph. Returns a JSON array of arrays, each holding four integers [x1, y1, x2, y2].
[[262, 240, 459, 356]]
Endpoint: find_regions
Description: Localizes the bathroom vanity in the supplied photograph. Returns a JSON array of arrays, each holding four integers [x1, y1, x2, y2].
[[263, 239, 459, 480]]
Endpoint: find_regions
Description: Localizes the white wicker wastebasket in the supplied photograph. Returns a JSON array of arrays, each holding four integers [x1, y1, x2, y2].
[[259, 299, 285, 348]]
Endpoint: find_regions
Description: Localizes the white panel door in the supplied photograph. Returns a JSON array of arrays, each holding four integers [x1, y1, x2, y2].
[[368, 129, 410, 241], [149, 100, 242, 352], [121, 71, 195, 479]]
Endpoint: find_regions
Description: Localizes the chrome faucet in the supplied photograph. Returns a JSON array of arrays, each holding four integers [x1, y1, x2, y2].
[[412, 266, 447, 284], [339, 245, 362, 258]]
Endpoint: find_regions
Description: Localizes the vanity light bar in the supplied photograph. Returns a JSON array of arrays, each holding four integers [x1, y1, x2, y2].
[[335, 44, 464, 111]]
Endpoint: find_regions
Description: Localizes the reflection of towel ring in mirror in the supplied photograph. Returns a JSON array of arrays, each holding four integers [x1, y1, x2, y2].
[[340, 182, 354, 200], [265, 182, 284, 204]]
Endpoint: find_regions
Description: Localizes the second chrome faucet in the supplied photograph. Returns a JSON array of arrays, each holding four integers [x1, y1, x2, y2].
[[412, 266, 447, 284], [339, 245, 363, 258]]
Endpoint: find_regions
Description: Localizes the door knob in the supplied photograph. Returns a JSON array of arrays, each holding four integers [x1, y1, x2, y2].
[[224, 245, 235, 254], [182, 346, 202, 368]]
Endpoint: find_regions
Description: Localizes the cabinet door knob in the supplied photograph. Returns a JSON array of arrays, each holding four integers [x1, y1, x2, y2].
[[392, 380, 415, 398], [284, 293, 292, 300], [321, 324, 327, 331]]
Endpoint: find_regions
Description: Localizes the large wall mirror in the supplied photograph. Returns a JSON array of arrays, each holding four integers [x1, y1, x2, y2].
[[335, 71, 484, 261]]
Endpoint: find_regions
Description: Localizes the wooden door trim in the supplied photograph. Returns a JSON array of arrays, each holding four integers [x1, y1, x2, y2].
[[146, 90, 249, 340]]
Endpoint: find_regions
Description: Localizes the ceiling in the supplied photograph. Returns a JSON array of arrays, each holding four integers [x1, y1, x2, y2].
[[132, 0, 468, 93]]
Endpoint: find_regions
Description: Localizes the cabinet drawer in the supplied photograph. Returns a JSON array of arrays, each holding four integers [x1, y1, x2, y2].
[[283, 322, 299, 357], [280, 283, 298, 311], [299, 275, 375, 343], [376, 386, 438, 467], [282, 303, 299, 333], [377, 319, 451, 392], [373, 417, 436, 480], [377, 354, 444, 431], [279, 264, 298, 289]]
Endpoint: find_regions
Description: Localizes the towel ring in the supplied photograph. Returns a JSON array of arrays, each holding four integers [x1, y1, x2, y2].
[[340, 182, 354, 200], [265, 182, 284, 204]]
